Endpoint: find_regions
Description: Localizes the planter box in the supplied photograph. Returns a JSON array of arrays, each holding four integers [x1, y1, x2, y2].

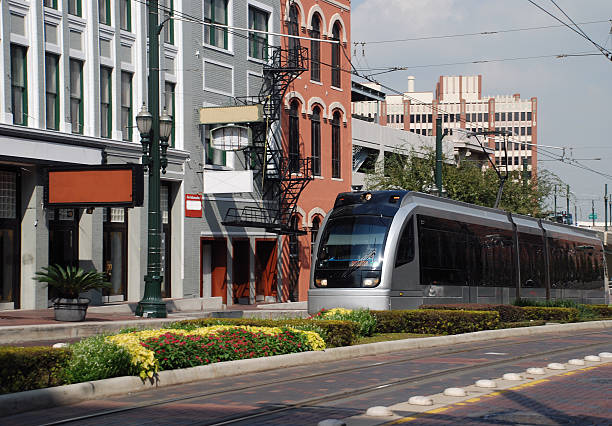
[[53, 298, 90, 322]]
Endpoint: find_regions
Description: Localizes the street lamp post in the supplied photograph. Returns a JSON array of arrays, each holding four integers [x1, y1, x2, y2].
[[135, 0, 173, 318]]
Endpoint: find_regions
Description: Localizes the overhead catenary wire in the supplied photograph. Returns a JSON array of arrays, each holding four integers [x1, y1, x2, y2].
[[353, 19, 611, 45]]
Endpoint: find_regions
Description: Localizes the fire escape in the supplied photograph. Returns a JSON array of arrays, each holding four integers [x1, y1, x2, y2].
[[223, 42, 312, 235]]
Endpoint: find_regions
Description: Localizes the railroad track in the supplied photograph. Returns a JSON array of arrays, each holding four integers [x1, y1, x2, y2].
[[37, 330, 611, 426]]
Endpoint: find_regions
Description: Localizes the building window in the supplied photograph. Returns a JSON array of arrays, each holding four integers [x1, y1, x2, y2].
[[164, 82, 176, 147], [121, 72, 132, 141], [311, 216, 320, 254], [248, 6, 268, 60], [310, 14, 321, 82], [70, 60, 84, 134], [331, 111, 341, 178], [289, 100, 300, 173], [527, 127, 532, 136], [45, 54, 60, 131], [331, 23, 341, 88], [495, 112, 499, 121], [68, 0, 82, 17], [287, 4, 300, 68], [514, 112, 519, 121], [205, 125, 226, 166], [100, 67, 112, 138], [204, 0, 228, 49], [161, 0, 174, 44], [501, 112, 506, 121], [44, 0, 58, 9], [311, 106, 321, 176], [521, 111, 526, 121], [527, 111, 532, 121], [120, 0, 131, 31], [99, 0, 111, 25], [10, 45, 27, 126]]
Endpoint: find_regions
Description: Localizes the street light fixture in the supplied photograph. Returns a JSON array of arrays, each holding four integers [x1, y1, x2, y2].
[[135, 0, 173, 318]]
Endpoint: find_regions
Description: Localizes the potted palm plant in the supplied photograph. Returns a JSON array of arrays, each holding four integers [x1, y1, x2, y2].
[[35, 265, 112, 322]]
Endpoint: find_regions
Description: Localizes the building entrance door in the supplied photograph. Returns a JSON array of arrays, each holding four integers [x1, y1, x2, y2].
[[255, 240, 277, 302], [232, 239, 250, 304], [0, 170, 20, 308], [201, 238, 227, 304], [48, 209, 79, 301], [103, 208, 127, 301]]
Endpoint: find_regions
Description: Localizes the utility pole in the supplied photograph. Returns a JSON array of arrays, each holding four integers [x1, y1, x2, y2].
[[435, 116, 443, 196], [592, 200, 596, 227], [605, 184, 608, 231], [554, 185, 557, 221], [566, 185, 570, 224], [574, 205, 578, 226]]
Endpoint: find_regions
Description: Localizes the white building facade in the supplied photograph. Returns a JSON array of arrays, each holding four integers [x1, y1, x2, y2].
[[353, 75, 538, 176]]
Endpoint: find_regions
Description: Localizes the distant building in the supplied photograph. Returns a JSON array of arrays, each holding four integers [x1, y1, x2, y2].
[[352, 75, 538, 177]]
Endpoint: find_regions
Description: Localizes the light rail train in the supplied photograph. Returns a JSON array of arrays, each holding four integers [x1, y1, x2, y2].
[[308, 191, 610, 313]]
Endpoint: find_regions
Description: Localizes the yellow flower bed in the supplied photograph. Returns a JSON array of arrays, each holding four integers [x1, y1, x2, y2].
[[323, 308, 353, 317], [107, 325, 325, 379]]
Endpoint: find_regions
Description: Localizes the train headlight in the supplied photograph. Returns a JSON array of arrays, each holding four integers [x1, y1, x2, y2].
[[316, 278, 328, 287], [362, 277, 380, 287]]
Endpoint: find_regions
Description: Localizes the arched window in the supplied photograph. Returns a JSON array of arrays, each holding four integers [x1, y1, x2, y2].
[[311, 106, 321, 176], [331, 22, 342, 88], [310, 14, 321, 82], [289, 100, 300, 173], [311, 216, 321, 253], [331, 111, 341, 178], [288, 5, 300, 68]]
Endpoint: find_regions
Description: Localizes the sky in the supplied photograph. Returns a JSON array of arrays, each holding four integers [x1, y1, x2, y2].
[[350, 0, 612, 222]]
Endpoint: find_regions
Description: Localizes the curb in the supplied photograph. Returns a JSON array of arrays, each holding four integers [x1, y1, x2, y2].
[[1, 320, 611, 417]]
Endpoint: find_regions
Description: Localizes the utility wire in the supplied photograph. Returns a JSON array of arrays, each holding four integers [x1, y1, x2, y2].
[[353, 19, 610, 45], [526, 0, 612, 59]]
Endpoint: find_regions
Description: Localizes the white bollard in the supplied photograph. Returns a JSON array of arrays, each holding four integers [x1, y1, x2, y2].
[[598, 352, 612, 358], [408, 396, 434, 406], [568, 359, 585, 366], [547, 363, 565, 370], [585, 355, 601, 362], [475, 379, 497, 388], [444, 387, 467, 397], [502, 373, 523, 381], [526, 367, 546, 375], [365, 406, 394, 417]]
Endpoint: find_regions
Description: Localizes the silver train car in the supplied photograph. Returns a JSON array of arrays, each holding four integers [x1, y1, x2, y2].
[[308, 191, 610, 313]]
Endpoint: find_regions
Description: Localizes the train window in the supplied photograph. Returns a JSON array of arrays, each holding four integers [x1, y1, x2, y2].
[[395, 217, 414, 267]]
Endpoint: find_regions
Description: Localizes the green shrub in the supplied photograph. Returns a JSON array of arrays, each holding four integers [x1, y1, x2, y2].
[[62, 335, 136, 384], [420, 303, 525, 323], [513, 298, 599, 321], [520, 306, 579, 322], [497, 320, 546, 329], [372, 309, 500, 335], [171, 318, 359, 347], [310, 308, 377, 337], [590, 304, 612, 318], [0, 346, 70, 394]]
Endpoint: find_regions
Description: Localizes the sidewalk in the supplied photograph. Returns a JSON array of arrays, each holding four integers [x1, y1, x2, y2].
[[0, 300, 308, 346]]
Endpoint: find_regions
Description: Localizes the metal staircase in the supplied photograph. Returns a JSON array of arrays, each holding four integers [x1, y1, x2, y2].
[[223, 42, 313, 235]]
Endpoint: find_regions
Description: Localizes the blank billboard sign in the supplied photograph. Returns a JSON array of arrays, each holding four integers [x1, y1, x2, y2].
[[45, 165, 144, 208]]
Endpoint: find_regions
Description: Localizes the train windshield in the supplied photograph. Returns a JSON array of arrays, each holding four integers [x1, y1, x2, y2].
[[317, 216, 391, 270]]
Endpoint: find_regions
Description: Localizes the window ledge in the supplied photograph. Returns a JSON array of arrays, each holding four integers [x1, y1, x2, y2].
[[330, 86, 343, 92], [310, 80, 323, 86], [248, 57, 268, 65], [203, 165, 233, 171], [203, 43, 234, 56], [313, 175, 324, 180], [331, 177, 343, 181]]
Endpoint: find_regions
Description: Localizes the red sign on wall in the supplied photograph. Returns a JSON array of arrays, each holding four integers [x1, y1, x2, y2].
[[185, 194, 203, 218]]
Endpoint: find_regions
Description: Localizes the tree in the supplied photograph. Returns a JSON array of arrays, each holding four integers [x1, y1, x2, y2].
[[365, 145, 561, 217]]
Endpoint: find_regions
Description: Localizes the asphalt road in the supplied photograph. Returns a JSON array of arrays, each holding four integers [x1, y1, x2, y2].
[[4, 329, 611, 426]]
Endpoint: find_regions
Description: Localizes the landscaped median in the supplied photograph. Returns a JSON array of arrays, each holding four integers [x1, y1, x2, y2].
[[1, 301, 610, 400]]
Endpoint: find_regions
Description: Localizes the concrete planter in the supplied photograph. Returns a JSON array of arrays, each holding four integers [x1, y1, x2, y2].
[[53, 298, 90, 322]]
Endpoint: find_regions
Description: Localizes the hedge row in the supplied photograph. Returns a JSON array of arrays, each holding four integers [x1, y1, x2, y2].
[[0, 346, 70, 395], [590, 305, 612, 318], [172, 318, 359, 347], [420, 304, 579, 323], [420, 304, 524, 322], [372, 309, 500, 335]]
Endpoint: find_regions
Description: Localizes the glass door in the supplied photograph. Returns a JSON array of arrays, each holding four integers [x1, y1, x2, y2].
[[103, 208, 127, 300], [0, 169, 20, 308]]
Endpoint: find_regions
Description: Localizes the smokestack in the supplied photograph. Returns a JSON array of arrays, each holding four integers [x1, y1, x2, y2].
[[407, 76, 415, 92]]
